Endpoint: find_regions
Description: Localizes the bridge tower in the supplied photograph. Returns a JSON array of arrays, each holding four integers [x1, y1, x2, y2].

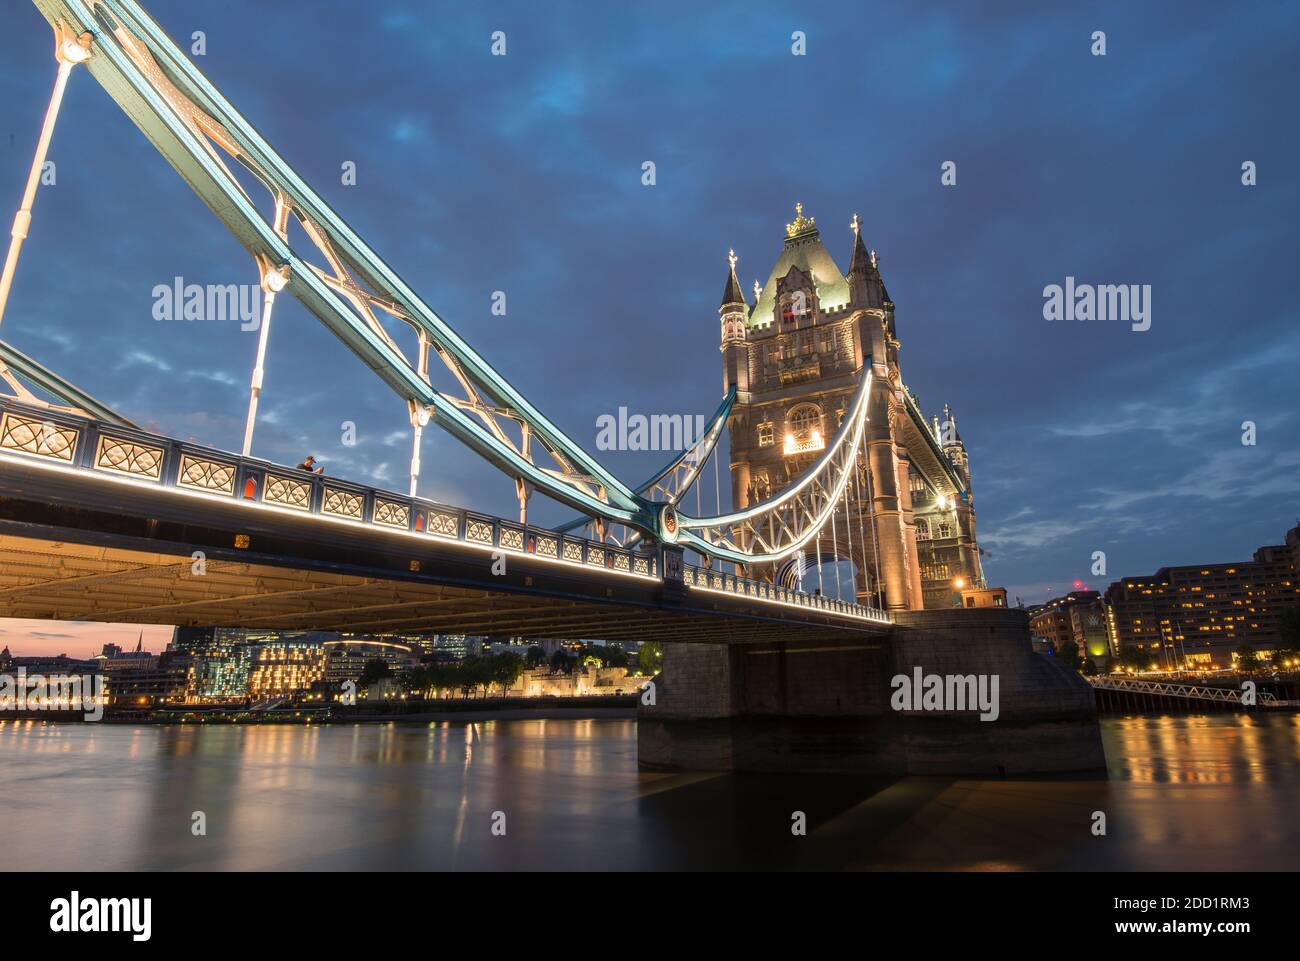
[[719, 205, 983, 610]]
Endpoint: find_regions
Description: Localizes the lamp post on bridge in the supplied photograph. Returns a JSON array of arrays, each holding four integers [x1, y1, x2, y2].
[[0, 24, 93, 334]]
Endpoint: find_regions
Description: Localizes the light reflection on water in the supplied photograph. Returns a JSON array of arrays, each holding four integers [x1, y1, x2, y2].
[[2, 714, 1298, 871]]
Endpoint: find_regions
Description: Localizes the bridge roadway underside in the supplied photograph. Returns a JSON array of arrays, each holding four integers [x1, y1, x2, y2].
[[0, 479, 886, 645]]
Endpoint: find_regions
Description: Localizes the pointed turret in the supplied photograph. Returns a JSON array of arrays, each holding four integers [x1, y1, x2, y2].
[[720, 248, 746, 310], [719, 249, 749, 391], [941, 403, 971, 491], [847, 213, 889, 309], [848, 213, 870, 274], [940, 403, 964, 446]]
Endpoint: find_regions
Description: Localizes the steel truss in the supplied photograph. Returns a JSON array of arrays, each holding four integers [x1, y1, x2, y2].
[[21, 0, 879, 568], [675, 368, 874, 565], [0, 338, 135, 427], [1088, 676, 1276, 705], [554, 386, 735, 546], [32, 0, 646, 525]]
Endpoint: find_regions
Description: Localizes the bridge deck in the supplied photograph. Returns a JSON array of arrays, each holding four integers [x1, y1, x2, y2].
[[0, 399, 891, 643]]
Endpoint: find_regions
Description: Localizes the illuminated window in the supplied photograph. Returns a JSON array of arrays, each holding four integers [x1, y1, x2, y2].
[[783, 404, 824, 455], [757, 422, 774, 447], [788, 405, 821, 439], [921, 562, 950, 581]]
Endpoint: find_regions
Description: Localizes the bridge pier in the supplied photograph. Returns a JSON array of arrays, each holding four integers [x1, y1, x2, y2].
[[638, 608, 1106, 776]]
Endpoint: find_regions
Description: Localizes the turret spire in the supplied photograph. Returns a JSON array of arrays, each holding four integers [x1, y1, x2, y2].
[[720, 248, 746, 308], [847, 215, 888, 308], [848, 213, 871, 276]]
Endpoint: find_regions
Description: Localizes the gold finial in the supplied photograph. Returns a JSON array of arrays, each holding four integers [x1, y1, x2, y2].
[[851, 213, 861, 237], [728, 248, 737, 272], [785, 202, 816, 238], [753, 279, 762, 301], [869, 248, 878, 268]]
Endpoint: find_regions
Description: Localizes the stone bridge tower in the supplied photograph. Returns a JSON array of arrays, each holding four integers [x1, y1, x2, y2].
[[719, 205, 983, 611]]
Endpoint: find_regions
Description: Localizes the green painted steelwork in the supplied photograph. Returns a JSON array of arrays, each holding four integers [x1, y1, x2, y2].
[[30, 0, 647, 528], [552, 385, 736, 536], [21, 0, 879, 566], [0, 338, 136, 427]]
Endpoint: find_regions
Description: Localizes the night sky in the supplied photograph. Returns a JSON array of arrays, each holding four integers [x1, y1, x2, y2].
[[1, 1, 1297, 655]]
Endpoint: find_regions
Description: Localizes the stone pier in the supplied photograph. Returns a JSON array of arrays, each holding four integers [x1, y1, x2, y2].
[[638, 608, 1106, 776]]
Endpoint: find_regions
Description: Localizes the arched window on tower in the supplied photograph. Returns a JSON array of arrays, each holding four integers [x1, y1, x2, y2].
[[916, 519, 930, 541], [783, 403, 824, 456], [937, 521, 952, 539]]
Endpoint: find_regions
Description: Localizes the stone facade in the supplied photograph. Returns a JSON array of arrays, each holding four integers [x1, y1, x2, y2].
[[719, 206, 983, 611], [509, 666, 645, 698], [638, 609, 1106, 776]]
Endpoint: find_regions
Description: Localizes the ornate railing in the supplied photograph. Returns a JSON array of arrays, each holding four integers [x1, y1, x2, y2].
[[681, 562, 891, 624], [0, 396, 658, 579]]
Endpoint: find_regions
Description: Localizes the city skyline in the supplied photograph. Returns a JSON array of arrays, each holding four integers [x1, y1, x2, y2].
[[1, 0, 1298, 649]]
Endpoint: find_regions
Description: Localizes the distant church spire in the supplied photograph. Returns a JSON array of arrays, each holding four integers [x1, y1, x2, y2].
[[135, 631, 143, 653]]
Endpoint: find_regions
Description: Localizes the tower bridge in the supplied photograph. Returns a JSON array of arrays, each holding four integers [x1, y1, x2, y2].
[[719, 206, 984, 611], [0, 0, 1105, 776]]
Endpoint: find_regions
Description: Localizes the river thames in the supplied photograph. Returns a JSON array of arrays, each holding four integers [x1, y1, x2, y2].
[[2, 714, 1298, 871]]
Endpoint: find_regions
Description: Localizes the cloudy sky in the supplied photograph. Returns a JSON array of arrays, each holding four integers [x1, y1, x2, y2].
[[1, 0, 1297, 656]]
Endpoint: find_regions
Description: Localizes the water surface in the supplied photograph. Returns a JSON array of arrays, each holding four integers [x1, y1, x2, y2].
[[2, 714, 1297, 870]]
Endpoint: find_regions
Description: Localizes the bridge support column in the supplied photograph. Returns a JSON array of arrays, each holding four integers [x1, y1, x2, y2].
[[241, 261, 289, 457], [408, 334, 433, 497], [408, 421, 423, 496], [638, 608, 1106, 776]]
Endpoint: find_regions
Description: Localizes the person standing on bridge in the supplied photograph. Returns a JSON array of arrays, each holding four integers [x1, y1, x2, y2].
[[296, 455, 324, 475]]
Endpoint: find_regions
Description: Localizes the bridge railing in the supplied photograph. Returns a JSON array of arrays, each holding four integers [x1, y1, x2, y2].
[[1086, 675, 1276, 704], [681, 562, 891, 625], [0, 396, 662, 579], [0, 397, 892, 624]]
